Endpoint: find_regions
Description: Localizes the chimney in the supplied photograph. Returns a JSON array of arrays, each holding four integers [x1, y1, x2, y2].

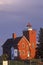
[[12, 33, 17, 39]]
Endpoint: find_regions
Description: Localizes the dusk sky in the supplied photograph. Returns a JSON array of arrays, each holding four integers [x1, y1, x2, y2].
[[0, 0, 43, 55]]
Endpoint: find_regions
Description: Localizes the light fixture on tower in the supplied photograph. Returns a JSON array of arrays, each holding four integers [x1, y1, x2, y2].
[[26, 22, 32, 30]]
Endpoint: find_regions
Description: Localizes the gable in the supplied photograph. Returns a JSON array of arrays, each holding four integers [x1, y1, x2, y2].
[[17, 36, 31, 59], [18, 36, 36, 60], [17, 36, 31, 52], [18, 36, 30, 47]]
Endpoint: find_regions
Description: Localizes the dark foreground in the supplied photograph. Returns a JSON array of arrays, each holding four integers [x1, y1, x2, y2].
[[0, 59, 43, 65]]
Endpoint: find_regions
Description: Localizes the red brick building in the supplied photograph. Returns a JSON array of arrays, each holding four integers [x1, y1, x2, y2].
[[2, 23, 36, 60]]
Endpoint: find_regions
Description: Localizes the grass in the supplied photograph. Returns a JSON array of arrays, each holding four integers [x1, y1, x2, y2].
[[0, 61, 2, 65], [0, 59, 43, 65]]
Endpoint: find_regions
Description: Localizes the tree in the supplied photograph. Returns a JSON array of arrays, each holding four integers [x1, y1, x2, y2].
[[1, 54, 8, 60], [37, 28, 43, 58]]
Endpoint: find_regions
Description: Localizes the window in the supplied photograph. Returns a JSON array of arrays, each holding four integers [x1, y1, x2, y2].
[[11, 47, 18, 60], [14, 49, 18, 57], [22, 50, 25, 54], [22, 43, 25, 48], [11, 47, 14, 60], [27, 51, 30, 57]]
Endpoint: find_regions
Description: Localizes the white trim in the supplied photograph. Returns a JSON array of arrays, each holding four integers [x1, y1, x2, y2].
[[28, 28, 32, 30]]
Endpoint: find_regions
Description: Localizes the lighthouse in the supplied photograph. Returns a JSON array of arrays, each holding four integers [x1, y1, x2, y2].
[[26, 22, 32, 31]]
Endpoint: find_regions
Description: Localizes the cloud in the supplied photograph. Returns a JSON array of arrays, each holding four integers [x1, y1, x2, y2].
[[0, 0, 14, 5], [0, 0, 43, 20], [0, 0, 43, 55], [0, 0, 43, 12], [0, 0, 43, 18], [0, 0, 24, 5], [0, 0, 43, 6]]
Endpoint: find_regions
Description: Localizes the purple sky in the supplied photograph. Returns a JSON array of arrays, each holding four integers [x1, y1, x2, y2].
[[0, 0, 43, 55]]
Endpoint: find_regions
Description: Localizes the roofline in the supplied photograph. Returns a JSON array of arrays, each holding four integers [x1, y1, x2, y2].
[[18, 35, 30, 45]]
